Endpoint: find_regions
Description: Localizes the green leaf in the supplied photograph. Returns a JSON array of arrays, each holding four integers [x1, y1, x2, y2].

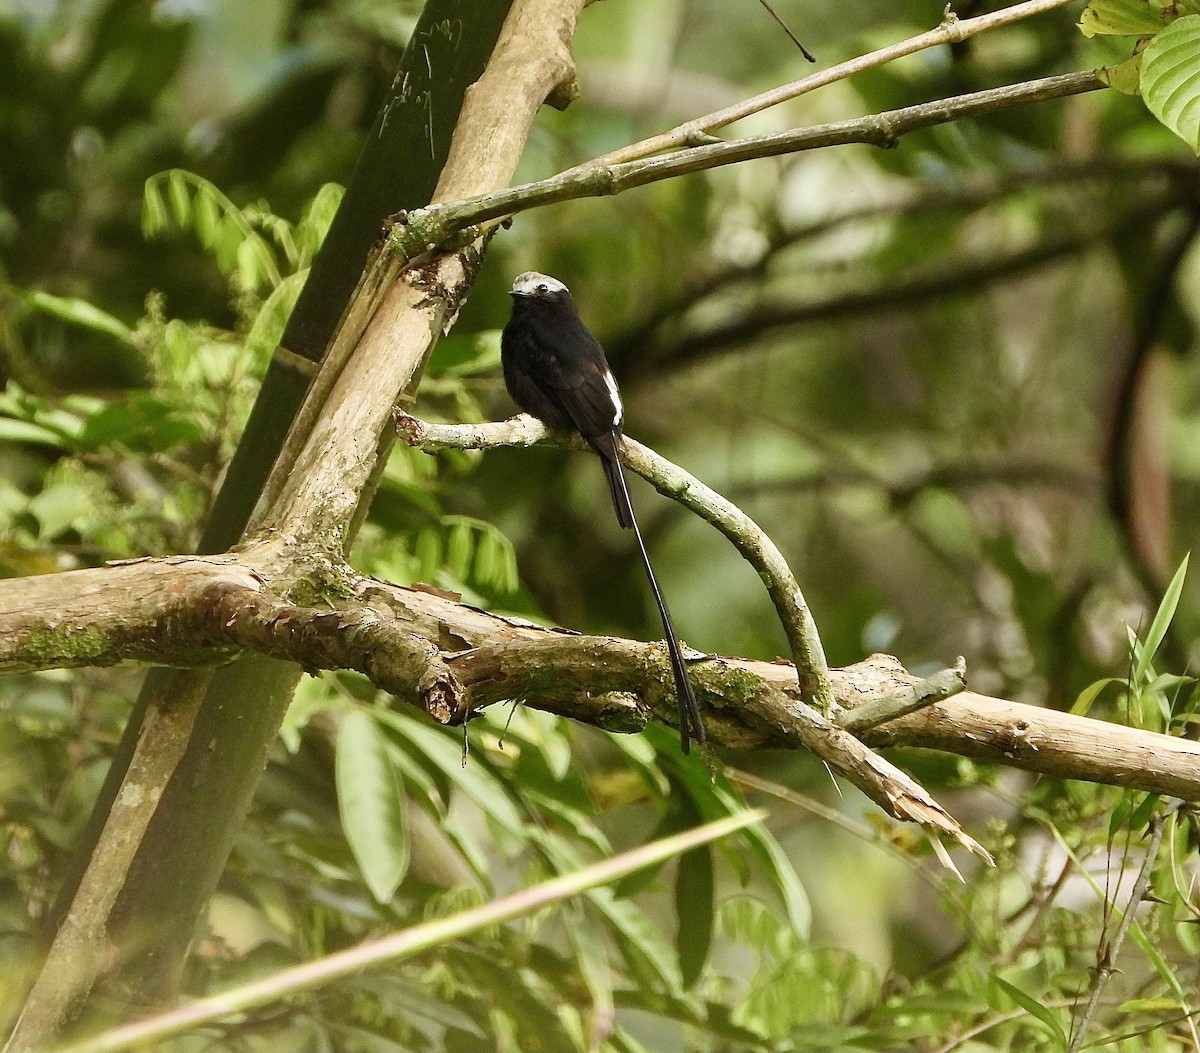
[[565, 901, 615, 1043], [27, 480, 98, 538], [445, 520, 473, 580], [142, 178, 169, 237], [1079, 0, 1167, 37], [23, 291, 133, 345], [76, 394, 204, 453], [1142, 16, 1200, 151], [614, 807, 686, 898], [298, 182, 345, 260], [675, 845, 714, 988], [1071, 676, 1122, 715], [0, 418, 70, 448], [380, 711, 526, 837], [990, 973, 1068, 1046], [1108, 794, 1137, 841], [336, 709, 409, 903], [533, 827, 689, 999], [699, 787, 811, 939], [1099, 53, 1143, 94], [592, 886, 689, 999], [1117, 996, 1182, 1013], [167, 168, 191, 226], [243, 270, 306, 361], [1134, 553, 1188, 683], [1130, 791, 1162, 830]]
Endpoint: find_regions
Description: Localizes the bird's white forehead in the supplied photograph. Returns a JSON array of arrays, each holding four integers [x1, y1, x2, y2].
[[511, 271, 569, 296]]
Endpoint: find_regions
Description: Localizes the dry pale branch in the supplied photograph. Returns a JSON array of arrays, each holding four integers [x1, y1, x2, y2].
[[838, 658, 967, 734], [393, 413, 990, 857], [4, 555, 1200, 806]]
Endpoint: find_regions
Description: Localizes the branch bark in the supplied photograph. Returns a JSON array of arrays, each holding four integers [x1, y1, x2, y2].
[[390, 70, 1104, 257], [4, 557, 1200, 802]]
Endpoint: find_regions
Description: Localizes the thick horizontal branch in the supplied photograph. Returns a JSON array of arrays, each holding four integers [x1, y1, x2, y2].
[[196, 584, 462, 722], [0, 557, 261, 673], [0, 556, 459, 722], [376, 580, 1200, 803], [1, 554, 1198, 812]]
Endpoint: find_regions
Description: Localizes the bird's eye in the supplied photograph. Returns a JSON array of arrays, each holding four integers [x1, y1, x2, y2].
[[537, 283, 548, 293]]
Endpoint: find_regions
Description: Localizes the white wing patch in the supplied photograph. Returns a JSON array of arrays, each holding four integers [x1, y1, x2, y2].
[[603, 369, 623, 427]]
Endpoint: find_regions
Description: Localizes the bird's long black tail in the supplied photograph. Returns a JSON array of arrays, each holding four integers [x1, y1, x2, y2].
[[600, 440, 705, 753]]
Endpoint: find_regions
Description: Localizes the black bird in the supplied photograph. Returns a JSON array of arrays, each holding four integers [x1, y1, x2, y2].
[[501, 271, 706, 753]]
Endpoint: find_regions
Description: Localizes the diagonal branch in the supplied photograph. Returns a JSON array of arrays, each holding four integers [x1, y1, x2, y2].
[[578, 0, 1083, 168], [395, 413, 991, 856], [396, 412, 833, 710], [390, 70, 1104, 257]]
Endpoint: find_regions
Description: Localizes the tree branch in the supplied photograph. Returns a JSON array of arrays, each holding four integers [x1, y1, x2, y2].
[[396, 412, 833, 711], [1066, 815, 1166, 1053], [390, 70, 1104, 257], [837, 658, 967, 734], [617, 194, 1183, 374], [3, 555, 1200, 825], [577, 0, 1083, 168]]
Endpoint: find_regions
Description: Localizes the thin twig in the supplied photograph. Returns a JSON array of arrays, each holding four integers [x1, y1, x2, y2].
[[1066, 816, 1167, 1053], [581, 0, 1082, 168], [53, 812, 765, 1053], [627, 194, 1180, 373], [396, 411, 833, 710], [613, 158, 1198, 354], [391, 71, 1104, 259], [754, 0, 816, 62], [838, 658, 967, 733]]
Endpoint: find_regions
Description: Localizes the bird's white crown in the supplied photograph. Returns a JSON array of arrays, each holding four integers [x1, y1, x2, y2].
[[510, 271, 569, 297]]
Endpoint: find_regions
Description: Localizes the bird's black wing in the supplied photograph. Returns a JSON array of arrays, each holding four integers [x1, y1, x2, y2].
[[511, 307, 623, 442]]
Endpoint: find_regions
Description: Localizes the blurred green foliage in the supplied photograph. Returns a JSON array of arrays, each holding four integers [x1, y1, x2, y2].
[[3, 0, 1200, 1050]]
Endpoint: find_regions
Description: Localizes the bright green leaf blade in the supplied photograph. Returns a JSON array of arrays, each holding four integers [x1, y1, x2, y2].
[[991, 973, 1068, 1046], [566, 901, 615, 1041], [1129, 792, 1162, 830], [1071, 676, 1122, 715], [675, 845, 714, 988], [0, 418, 70, 448], [1135, 553, 1189, 683], [1142, 16, 1200, 152], [244, 270, 306, 361], [23, 291, 134, 345], [534, 827, 688, 999], [379, 711, 526, 837], [591, 887, 690, 999], [1079, 0, 1166, 37], [741, 821, 811, 938], [336, 709, 409, 903], [1099, 53, 1143, 94]]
